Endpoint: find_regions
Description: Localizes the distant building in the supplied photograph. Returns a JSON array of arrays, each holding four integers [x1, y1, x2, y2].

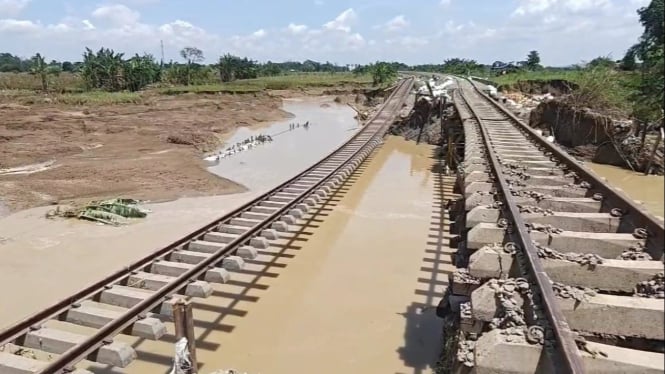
[[490, 60, 525, 75]]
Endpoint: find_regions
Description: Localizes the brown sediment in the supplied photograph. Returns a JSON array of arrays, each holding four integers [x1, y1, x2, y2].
[[0, 92, 292, 213], [0, 85, 382, 214]]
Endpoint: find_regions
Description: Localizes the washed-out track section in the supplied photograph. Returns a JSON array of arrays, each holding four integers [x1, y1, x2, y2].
[[0, 78, 415, 374], [442, 77, 664, 373]]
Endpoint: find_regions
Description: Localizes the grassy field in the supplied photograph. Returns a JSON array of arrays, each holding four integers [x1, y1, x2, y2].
[[0, 71, 373, 105], [159, 73, 373, 95], [489, 70, 584, 86], [480, 68, 640, 115], [0, 72, 85, 92]]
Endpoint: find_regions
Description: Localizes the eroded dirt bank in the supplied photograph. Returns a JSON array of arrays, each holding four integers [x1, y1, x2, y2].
[[0, 88, 376, 213], [528, 100, 663, 174]]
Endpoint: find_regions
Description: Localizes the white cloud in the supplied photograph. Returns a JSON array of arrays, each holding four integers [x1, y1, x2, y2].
[[82, 19, 95, 30], [0, 18, 38, 33], [513, 0, 556, 15], [0, 0, 29, 17], [92, 4, 140, 26], [386, 36, 428, 48], [121, 0, 160, 4], [440, 0, 452, 6], [323, 8, 356, 32], [252, 28, 266, 38], [287, 23, 307, 34], [381, 15, 409, 31], [513, 0, 610, 15]]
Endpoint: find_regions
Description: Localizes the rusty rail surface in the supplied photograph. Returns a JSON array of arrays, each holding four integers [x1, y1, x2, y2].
[[0, 77, 414, 373]]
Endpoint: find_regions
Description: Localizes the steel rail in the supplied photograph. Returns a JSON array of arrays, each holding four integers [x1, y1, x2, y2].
[[466, 78, 664, 255], [454, 84, 586, 374], [1, 78, 414, 374]]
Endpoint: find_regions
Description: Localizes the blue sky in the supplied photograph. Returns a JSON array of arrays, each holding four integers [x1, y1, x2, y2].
[[0, 0, 651, 66]]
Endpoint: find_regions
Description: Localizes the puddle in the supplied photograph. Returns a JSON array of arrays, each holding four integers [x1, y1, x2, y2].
[[588, 162, 664, 218], [0, 160, 58, 176], [207, 97, 359, 191]]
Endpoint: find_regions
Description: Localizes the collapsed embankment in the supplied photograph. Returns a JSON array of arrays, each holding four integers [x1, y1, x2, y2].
[[529, 100, 664, 174], [389, 96, 455, 146], [483, 78, 664, 175]]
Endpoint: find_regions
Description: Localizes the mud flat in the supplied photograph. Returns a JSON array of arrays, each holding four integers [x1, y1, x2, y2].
[[0, 92, 288, 213]]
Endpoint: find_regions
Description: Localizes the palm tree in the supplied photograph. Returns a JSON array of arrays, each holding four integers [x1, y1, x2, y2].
[[30, 53, 50, 91]]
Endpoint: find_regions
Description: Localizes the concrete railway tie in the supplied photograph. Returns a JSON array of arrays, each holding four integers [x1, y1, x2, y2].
[[0, 79, 416, 373], [442, 78, 664, 373]]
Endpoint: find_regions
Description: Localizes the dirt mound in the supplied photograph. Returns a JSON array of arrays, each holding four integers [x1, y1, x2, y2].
[[499, 79, 578, 96], [389, 97, 447, 145]]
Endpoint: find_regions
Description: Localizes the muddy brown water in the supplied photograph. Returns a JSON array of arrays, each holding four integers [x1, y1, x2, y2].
[[208, 97, 360, 190], [78, 137, 456, 374], [588, 163, 664, 218]]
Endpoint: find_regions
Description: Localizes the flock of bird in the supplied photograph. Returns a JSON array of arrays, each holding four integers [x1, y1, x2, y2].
[[204, 121, 311, 162]]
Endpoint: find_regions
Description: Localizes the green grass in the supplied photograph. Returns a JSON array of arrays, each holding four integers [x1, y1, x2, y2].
[[489, 70, 584, 86], [159, 72, 373, 95], [49, 91, 143, 105], [0, 72, 85, 91], [484, 68, 641, 116], [0, 72, 375, 105]]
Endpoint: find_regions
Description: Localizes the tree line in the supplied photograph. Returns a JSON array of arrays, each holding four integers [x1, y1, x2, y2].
[[0, 47, 371, 92]]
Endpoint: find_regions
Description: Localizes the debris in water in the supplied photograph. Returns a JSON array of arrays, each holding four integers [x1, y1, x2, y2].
[[46, 198, 150, 226]]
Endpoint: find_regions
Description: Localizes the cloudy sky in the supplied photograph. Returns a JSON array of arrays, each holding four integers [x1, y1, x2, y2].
[[0, 0, 651, 66]]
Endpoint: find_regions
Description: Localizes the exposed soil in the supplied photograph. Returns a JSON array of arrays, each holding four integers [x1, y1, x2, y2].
[[529, 100, 663, 174], [497, 79, 578, 96], [0, 87, 375, 214]]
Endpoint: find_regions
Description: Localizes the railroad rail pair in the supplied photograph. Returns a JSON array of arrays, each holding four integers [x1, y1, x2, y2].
[[451, 77, 664, 373]]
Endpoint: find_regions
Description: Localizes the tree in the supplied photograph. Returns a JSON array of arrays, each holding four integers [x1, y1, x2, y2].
[[588, 56, 616, 69], [620, 45, 639, 71], [441, 58, 482, 75], [124, 54, 161, 91], [526, 50, 541, 70], [79, 47, 159, 91], [620, 0, 664, 159], [368, 62, 397, 86], [81, 47, 125, 91], [180, 46, 204, 85], [29, 53, 59, 91], [61, 61, 75, 72], [629, 0, 664, 125], [217, 54, 259, 82]]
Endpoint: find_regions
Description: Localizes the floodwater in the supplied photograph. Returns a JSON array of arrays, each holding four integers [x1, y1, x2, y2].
[[0, 96, 358, 329], [102, 137, 457, 374], [208, 97, 359, 190], [588, 163, 665, 218]]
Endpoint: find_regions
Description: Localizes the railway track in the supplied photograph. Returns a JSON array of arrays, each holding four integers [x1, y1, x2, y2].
[[444, 77, 664, 373], [0, 77, 415, 374]]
